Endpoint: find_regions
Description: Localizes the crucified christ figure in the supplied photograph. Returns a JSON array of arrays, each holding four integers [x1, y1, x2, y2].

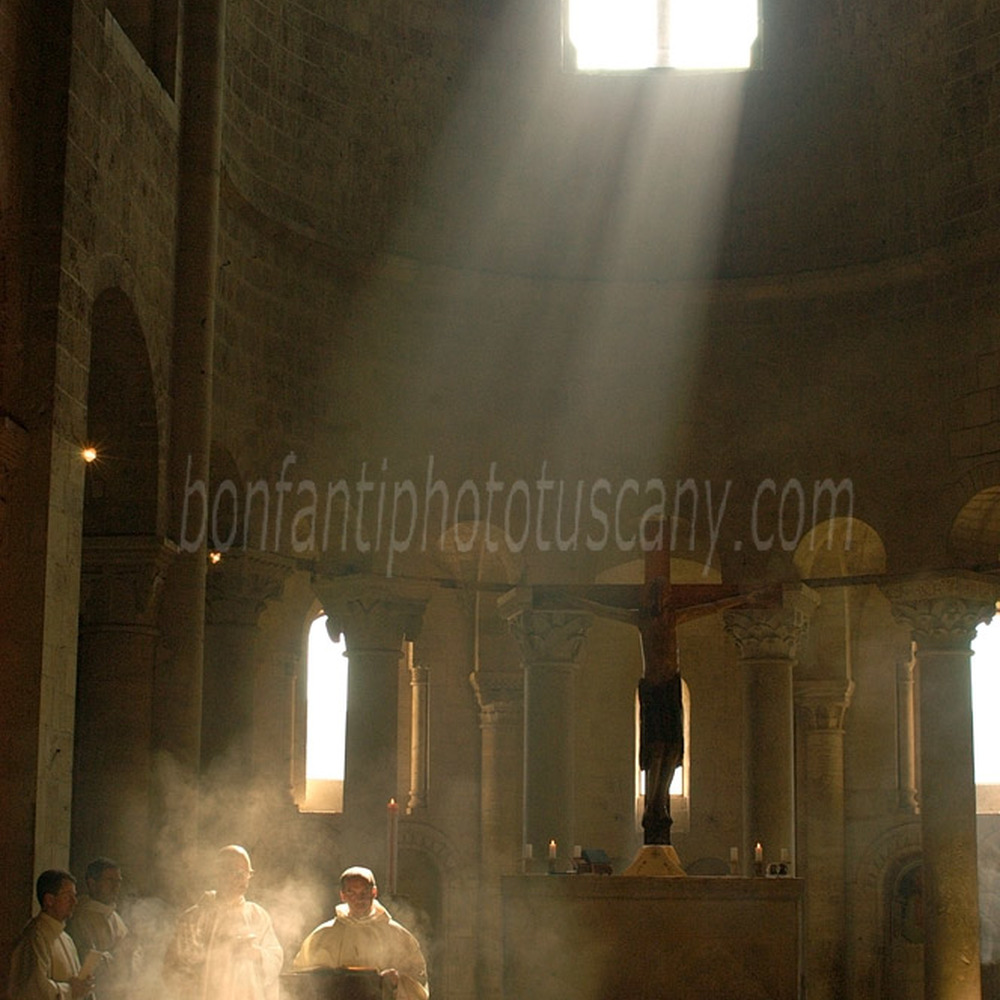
[[554, 554, 778, 846]]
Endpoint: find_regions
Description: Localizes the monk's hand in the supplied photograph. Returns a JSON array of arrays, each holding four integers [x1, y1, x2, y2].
[[69, 974, 95, 998]]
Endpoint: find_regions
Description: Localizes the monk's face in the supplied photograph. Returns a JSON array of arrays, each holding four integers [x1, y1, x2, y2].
[[340, 875, 376, 918], [88, 867, 122, 906], [44, 879, 78, 923]]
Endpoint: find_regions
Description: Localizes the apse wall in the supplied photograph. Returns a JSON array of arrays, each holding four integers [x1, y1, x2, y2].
[[212, 0, 1000, 581], [217, 0, 998, 281]]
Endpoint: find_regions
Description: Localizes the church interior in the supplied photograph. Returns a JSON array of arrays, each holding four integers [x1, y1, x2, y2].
[[6, 0, 1000, 997]]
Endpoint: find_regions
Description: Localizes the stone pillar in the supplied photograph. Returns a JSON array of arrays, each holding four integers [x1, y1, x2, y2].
[[314, 575, 430, 873], [74, 536, 176, 887], [724, 585, 817, 873], [795, 678, 853, 1000], [407, 643, 430, 813], [202, 552, 292, 776], [499, 588, 591, 871], [896, 650, 919, 813], [470, 668, 524, 1000], [155, 0, 226, 896], [883, 574, 997, 1000]]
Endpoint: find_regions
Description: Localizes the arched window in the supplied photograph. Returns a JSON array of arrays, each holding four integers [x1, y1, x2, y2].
[[565, 0, 759, 71], [301, 615, 348, 812], [973, 617, 1000, 813], [636, 678, 690, 833]]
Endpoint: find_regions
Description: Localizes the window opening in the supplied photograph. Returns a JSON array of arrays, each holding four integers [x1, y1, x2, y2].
[[303, 615, 348, 812], [565, 0, 759, 71], [973, 616, 1000, 813]]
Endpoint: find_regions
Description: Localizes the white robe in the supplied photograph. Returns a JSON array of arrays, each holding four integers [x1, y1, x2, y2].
[[293, 900, 429, 1000], [66, 896, 134, 1000], [8, 911, 82, 1000], [164, 892, 283, 1000]]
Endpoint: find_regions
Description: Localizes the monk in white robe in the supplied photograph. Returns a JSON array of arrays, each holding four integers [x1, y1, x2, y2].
[[9, 870, 95, 1000], [294, 866, 428, 1000], [164, 845, 283, 1000]]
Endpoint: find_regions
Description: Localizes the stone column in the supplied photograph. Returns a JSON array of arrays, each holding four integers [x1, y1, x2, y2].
[[896, 650, 919, 813], [795, 678, 853, 1000], [499, 588, 591, 871], [202, 552, 292, 776], [407, 643, 430, 813], [314, 575, 430, 873], [155, 0, 226, 896], [883, 574, 997, 1000], [724, 585, 818, 873], [470, 668, 524, 1000], [74, 537, 176, 885]]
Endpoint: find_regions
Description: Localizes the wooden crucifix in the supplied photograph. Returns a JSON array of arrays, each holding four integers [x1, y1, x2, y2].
[[538, 525, 778, 846]]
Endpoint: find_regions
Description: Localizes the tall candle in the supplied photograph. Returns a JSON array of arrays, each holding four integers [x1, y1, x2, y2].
[[387, 798, 399, 894], [754, 842, 763, 863], [524, 843, 533, 860], [548, 839, 557, 860], [730, 847, 739, 862]]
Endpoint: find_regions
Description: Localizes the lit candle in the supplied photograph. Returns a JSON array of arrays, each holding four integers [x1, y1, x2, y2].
[[548, 839, 557, 860], [387, 798, 399, 894], [754, 842, 763, 863]]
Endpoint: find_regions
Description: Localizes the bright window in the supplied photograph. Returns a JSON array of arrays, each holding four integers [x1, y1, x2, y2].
[[973, 618, 1000, 789], [303, 615, 348, 812], [566, 0, 759, 71]]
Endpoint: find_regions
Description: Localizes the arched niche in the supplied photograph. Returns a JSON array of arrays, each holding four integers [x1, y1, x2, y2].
[[83, 288, 160, 537], [793, 516, 886, 581], [949, 481, 1000, 569], [792, 517, 887, 679], [850, 820, 922, 999]]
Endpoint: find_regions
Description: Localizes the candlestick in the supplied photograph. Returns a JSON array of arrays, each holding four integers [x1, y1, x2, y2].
[[387, 798, 399, 894]]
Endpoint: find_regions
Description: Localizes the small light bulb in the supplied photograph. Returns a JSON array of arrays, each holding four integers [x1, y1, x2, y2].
[[209, 551, 222, 565], [81, 446, 97, 463]]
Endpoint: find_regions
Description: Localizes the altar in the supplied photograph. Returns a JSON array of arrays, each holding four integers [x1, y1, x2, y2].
[[501, 874, 804, 1000]]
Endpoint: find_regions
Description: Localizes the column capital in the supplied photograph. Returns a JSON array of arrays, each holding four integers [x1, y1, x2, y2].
[[205, 550, 295, 626], [498, 588, 592, 664], [470, 669, 524, 709], [881, 572, 998, 650], [723, 583, 819, 660], [313, 573, 432, 651], [795, 678, 855, 731], [80, 535, 179, 627]]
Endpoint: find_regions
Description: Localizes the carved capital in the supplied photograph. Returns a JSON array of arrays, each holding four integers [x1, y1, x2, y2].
[[723, 585, 818, 661], [795, 678, 854, 731], [79, 536, 178, 628], [470, 669, 524, 710], [314, 573, 431, 652], [497, 586, 592, 664], [881, 573, 998, 651], [205, 550, 294, 626], [506, 610, 592, 665]]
